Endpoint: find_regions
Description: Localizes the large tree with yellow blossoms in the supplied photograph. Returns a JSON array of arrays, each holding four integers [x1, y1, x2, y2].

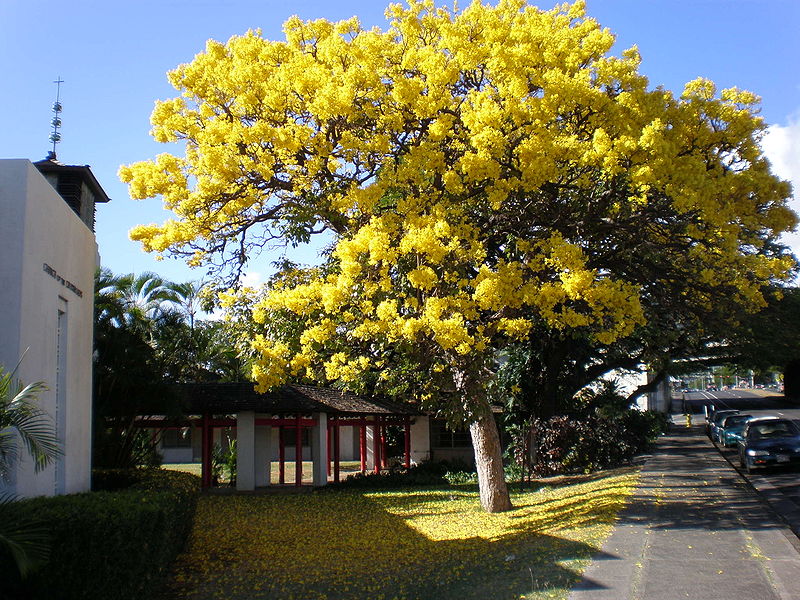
[[120, 0, 796, 512]]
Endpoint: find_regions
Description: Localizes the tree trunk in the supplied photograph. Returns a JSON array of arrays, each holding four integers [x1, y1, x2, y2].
[[469, 404, 513, 513]]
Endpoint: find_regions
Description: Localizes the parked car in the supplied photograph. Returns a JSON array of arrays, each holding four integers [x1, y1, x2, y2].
[[716, 413, 754, 447], [738, 418, 800, 473], [707, 409, 739, 438]]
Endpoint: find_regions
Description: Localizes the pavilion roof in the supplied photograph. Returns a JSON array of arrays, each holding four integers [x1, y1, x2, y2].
[[175, 382, 422, 416]]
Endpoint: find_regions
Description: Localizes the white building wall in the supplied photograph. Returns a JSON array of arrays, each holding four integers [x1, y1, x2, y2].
[[267, 426, 310, 461], [608, 369, 648, 409], [0, 160, 97, 497], [607, 369, 673, 413], [410, 416, 430, 465], [646, 378, 673, 413], [160, 446, 194, 464], [339, 425, 355, 460]]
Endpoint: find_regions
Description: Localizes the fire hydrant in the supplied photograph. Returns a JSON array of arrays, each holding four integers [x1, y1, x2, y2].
[[684, 413, 693, 428]]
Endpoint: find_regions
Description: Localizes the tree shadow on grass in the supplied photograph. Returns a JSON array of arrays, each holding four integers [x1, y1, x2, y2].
[[159, 472, 634, 600]]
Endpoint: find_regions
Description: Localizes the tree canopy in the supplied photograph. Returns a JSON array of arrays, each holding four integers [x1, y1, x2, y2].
[[120, 0, 796, 511], [722, 287, 800, 372]]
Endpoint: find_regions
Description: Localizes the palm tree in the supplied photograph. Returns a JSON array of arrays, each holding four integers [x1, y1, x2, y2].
[[117, 271, 181, 324], [0, 364, 60, 577], [152, 280, 249, 381], [95, 268, 182, 340], [92, 269, 249, 469], [169, 280, 208, 332], [93, 269, 184, 468], [0, 366, 59, 482]]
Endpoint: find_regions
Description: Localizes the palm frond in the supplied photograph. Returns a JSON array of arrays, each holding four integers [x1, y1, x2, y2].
[[0, 431, 20, 481], [1, 368, 60, 477], [0, 493, 51, 578], [3, 380, 60, 472]]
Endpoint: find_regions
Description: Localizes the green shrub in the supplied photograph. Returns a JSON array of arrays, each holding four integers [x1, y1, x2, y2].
[[90, 467, 140, 491], [443, 470, 479, 485], [530, 410, 669, 476], [0, 469, 199, 600]]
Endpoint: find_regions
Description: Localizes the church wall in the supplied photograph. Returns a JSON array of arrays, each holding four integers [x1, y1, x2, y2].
[[0, 160, 98, 497]]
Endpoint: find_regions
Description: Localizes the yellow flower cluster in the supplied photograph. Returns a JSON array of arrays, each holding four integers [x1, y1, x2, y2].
[[250, 337, 292, 392], [250, 203, 648, 388], [119, 0, 796, 393]]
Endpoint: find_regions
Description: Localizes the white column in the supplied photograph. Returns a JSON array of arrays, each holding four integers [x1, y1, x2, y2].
[[311, 412, 328, 486], [366, 423, 377, 470], [236, 411, 256, 491], [410, 416, 431, 465], [255, 424, 271, 487]]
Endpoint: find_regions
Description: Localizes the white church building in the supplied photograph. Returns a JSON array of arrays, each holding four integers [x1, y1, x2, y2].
[[0, 156, 109, 497]]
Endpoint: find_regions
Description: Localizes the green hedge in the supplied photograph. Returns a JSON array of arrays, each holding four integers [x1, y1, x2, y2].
[[531, 410, 671, 476], [0, 469, 199, 600]]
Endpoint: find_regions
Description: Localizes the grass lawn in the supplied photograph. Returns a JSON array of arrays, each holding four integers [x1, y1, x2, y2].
[[159, 468, 638, 600]]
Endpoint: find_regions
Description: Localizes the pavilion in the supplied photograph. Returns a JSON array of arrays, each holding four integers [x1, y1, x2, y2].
[[137, 382, 430, 491]]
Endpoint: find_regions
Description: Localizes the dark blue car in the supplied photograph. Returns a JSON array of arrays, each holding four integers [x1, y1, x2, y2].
[[738, 418, 800, 473]]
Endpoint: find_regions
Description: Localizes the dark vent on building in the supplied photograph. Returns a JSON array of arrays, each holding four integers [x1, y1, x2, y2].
[[33, 159, 110, 232], [56, 173, 83, 217]]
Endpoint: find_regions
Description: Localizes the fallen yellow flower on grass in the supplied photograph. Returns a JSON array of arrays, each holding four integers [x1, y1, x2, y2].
[[162, 468, 638, 600]]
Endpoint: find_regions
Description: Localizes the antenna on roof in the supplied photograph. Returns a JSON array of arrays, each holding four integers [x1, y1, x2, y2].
[[47, 77, 64, 160]]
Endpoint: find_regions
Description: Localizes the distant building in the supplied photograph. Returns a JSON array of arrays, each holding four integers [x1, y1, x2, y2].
[[609, 368, 674, 413], [0, 157, 109, 497]]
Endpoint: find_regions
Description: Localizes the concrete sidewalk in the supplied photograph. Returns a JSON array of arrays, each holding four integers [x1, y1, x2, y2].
[[568, 423, 800, 600]]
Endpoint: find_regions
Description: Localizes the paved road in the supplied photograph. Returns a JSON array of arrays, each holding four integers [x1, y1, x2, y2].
[[682, 389, 793, 413], [680, 391, 800, 532]]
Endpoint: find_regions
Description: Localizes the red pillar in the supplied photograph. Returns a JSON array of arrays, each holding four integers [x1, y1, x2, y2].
[[201, 413, 212, 489], [404, 415, 411, 469], [333, 416, 341, 483], [295, 414, 303, 486], [381, 417, 388, 469], [279, 426, 285, 485], [373, 418, 381, 474]]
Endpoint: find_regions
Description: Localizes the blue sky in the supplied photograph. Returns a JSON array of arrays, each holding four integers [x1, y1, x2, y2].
[[1, 0, 798, 287]]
